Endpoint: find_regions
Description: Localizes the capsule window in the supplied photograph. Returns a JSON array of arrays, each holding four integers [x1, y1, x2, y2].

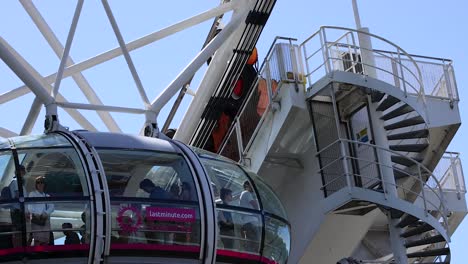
[[97, 149, 201, 258]]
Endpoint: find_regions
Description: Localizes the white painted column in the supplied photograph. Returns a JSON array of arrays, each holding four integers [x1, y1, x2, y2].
[[388, 216, 409, 263], [367, 97, 397, 197], [352, 0, 377, 78]]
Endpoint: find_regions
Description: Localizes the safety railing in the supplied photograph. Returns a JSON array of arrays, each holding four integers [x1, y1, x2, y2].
[[300, 26, 458, 105], [375, 51, 459, 104], [432, 152, 466, 200], [316, 139, 449, 232], [218, 37, 305, 161]]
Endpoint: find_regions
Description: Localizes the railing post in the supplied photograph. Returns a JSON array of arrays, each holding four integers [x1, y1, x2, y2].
[[265, 63, 273, 104], [451, 155, 462, 200], [443, 63, 455, 108], [439, 180, 449, 235], [301, 43, 312, 86], [288, 39, 300, 92], [397, 50, 407, 97], [341, 143, 353, 191], [319, 28, 332, 74], [391, 57, 401, 89], [449, 64, 460, 103], [235, 118, 244, 164], [418, 164, 428, 217]]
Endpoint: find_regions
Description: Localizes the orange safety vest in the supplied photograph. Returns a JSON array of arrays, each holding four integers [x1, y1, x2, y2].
[[212, 112, 231, 153], [247, 47, 258, 65], [256, 78, 278, 116]]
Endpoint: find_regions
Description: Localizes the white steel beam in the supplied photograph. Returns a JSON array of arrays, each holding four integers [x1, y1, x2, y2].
[[0, 37, 97, 131], [20, 97, 42, 135], [0, 127, 18, 138], [0, 37, 55, 107], [101, 0, 150, 107], [0, 87, 30, 104], [52, 0, 83, 98], [20, 0, 122, 132], [9, 0, 239, 97], [57, 102, 145, 114]]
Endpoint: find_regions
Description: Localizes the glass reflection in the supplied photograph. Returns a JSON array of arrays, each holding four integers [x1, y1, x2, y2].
[[216, 208, 261, 254], [199, 154, 291, 263], [24, 201, 90, 247], [98, 149, 196, 201], [200, 158, 259, 210], [263, 216, 290, 264], [246, 171, 288, 219], [16, 148, 89, 197], [10, 134, 72, 149]]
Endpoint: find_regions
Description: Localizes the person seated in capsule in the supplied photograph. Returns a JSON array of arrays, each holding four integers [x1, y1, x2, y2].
[[139, 179, 169, 200], [62, 222, 80, 245]]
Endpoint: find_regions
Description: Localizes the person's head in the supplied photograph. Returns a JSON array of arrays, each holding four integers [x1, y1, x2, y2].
[[243, 181, 252, 192], [220, 188, 232, 203], [35, 176, 46, 192], [62, 222, 73, 236], [139, 179, 155, 193]]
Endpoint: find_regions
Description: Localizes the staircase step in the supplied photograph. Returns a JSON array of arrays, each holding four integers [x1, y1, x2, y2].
[[391, 156, 423, 167], [376, 95, 400, 111], [387, 129, 429, 140], [401, 223, 434, 238], [393, 168, 412, 179], [389, 143, 428, 153], [389, 208, 404, 219], [381, 104, 413, 120], [407, 247, 450, 258], [371, 91, 385, 102], [405, 234, 446, 248], [396, 214, 419, 228], [384, 116, 425, 130]]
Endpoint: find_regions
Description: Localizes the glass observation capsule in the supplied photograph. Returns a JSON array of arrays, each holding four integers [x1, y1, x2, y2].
[[0, 131, 290, 264]]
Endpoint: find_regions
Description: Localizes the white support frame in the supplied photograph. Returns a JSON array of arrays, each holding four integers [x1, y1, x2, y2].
[[101, 0, 150, 107], [0, 37, 97, 131], [0, 0, 247, 137], [19, 0, 122, 132], [52, 0, 83, 99]]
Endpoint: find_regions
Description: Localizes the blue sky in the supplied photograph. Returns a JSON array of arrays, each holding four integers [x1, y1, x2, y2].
[[1, 0, 467, 262]]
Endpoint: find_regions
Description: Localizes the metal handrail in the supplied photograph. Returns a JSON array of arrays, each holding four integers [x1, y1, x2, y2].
[[320, 155, 446, 217], [328, 55, 420, 95], [331, 43, 423, 94], [436, 152, 466, 199], [316, 139, 449, 231], [301, 26, 426, 102], [321, 25, 425, 94]]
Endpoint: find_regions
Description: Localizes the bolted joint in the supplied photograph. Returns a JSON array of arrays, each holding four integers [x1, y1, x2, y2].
[[144, 122, 160, 138], [44, 114, 59, 133]]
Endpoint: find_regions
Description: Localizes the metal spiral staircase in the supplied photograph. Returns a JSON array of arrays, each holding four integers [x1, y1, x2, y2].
[[372, 93, 451, 263], [304, 26, 460, 263]]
